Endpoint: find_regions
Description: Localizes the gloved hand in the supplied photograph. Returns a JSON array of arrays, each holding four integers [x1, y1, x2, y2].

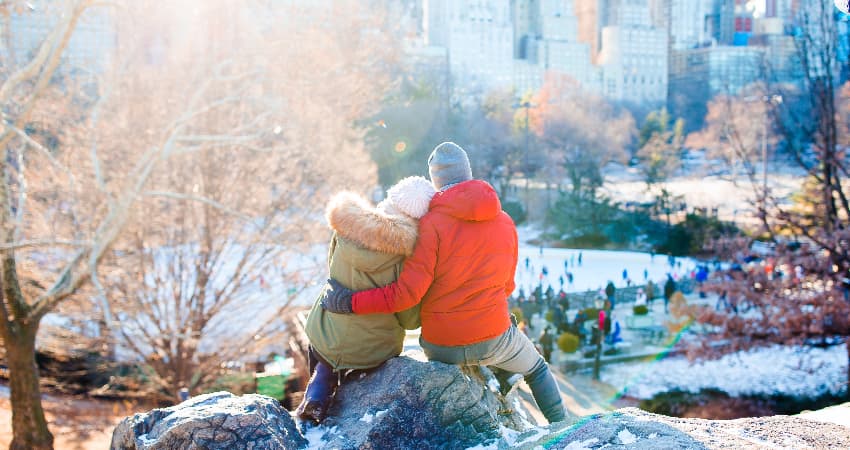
[[320, 278, 354, 314]]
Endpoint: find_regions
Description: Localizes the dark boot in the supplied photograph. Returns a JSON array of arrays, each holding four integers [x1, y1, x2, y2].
[[295, 360, 337, 424]]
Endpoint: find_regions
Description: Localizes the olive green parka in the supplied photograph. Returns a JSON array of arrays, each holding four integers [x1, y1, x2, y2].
[[305, 192, 421, 370]]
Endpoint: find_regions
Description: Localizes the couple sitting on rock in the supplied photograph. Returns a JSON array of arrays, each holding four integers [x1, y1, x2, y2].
[[295, 142, 566, 425]]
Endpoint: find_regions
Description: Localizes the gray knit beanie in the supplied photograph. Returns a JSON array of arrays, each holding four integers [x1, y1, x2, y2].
[[428, 142, 472, 190]]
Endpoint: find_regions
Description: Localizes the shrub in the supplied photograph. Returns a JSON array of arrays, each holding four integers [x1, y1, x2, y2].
[[581, 308, 601, 320], [545, 310, 554, 323], [557, 332, 580, 353], [633, 305, 649, 315], [502, 199, 527, 224], [655, 214, 739, 256], [638, 388, 849, 419], [670, 291, 686, 308], [548, 191, 660, 248], [510, 307, 524, 324]]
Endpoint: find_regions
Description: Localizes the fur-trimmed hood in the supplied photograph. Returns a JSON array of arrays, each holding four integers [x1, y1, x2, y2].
[[326, 192, 419, 257]]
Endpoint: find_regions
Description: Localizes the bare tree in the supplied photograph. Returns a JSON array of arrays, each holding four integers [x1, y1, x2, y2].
[[531, 74, 635, 199], [685, 84, 780, 230], [0, 0, 400, 447], [462, 88, 523, 196], [637, 108, 685, 188], [689, 3, 850, 398]]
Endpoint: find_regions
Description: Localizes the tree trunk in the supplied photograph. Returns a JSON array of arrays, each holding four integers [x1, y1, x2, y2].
[[7, 327, 53, 450]]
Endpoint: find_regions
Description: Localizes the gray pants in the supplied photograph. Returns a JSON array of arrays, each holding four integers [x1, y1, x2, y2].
[[420, 325, 566, 423]]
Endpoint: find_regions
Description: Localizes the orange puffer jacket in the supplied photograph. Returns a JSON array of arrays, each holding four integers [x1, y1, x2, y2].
[[351, 179, 517, 346]]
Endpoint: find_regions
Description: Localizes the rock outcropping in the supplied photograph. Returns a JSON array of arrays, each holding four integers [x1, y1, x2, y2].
[[110, 392, 307, 450], [111, 355, 850, 449]]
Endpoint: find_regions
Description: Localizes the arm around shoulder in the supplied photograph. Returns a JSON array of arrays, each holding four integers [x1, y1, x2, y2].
[[352, 218, 439, 314]]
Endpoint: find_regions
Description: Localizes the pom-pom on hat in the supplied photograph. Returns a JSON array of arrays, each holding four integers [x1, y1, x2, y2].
[[381, 176, 436, 219]]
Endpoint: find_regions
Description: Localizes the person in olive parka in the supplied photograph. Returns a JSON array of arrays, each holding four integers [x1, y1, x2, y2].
[[295, 176, 436, 424]]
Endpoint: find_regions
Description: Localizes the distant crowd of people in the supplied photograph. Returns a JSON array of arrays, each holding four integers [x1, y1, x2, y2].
[[507, 253, 722, 362]]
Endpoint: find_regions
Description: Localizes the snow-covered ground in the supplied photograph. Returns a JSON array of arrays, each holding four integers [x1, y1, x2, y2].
[[514, 245, 697, 296], [601, 345, 848, 400], [599, 161, 805, 224], [514, 225, 698, 296]]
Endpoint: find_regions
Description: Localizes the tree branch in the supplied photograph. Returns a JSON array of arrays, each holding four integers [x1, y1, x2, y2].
[[0, 239, 91, 251], [143, 191, 253, 222], [0, 0, 88, 152], [0, 0, 77, 104]]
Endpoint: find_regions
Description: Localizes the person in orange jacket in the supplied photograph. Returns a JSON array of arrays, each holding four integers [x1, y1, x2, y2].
[[321, 142, 566, 423]]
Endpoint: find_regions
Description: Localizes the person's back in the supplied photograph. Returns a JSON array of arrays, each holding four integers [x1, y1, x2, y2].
[[605, 281, 615, 298], [413, 179, 516, 345], [539, 329, 553, 348], [538, 328, 554, 362], [664, 276, 676, 298]]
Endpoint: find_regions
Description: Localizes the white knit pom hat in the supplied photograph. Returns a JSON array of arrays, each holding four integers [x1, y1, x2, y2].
[[380, 176, 436, 219]]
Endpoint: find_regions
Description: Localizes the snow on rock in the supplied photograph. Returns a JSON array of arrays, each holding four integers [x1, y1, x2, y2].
[[562, 438, 599, 450], [515, 408, 850, 449], [314, 355, 530, 449], [359, 409, 388, 424], [617, 428, 638, 445], [110, 391, 307, 450], [110, 388, 850, 449], [797, 402, 850, 428]]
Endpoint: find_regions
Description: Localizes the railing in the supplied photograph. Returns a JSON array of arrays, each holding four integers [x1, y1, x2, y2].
[[524, 279, 697, 312]]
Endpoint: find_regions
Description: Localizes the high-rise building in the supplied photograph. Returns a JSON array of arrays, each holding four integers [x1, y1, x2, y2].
[[648, 0, 669, 30], [512, 0, 541, 59], [707, 0, 755, 45], [529, 0, 601, 91], [597, 0, 668, 104], [765, 0, 777, 18], [765, 0, 796, 28], [573, 0, 607, 62], [669, 45, 764, 129], [424, 0, 600, 95], [1, 2, 113, 75], [667, 0, 713, 50], [424, 0, 516, 88]]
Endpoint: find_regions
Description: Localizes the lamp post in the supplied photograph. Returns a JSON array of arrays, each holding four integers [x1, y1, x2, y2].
[[759, 94, 782, 228], [592, 297, 605, 380], [744, 93, 782, 228], [514, 100, 535, 211]]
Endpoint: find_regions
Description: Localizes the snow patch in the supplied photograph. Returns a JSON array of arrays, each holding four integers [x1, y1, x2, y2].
[[359, 409, 388, 424], [303, 426, 327, 450], [602, 345, 847, 400], [798, 403, 850, 428], [562, 438, 599, 450], [484, 425, 550, 448], [487, 378, 501, 393], [618, 428, 638, 445]]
